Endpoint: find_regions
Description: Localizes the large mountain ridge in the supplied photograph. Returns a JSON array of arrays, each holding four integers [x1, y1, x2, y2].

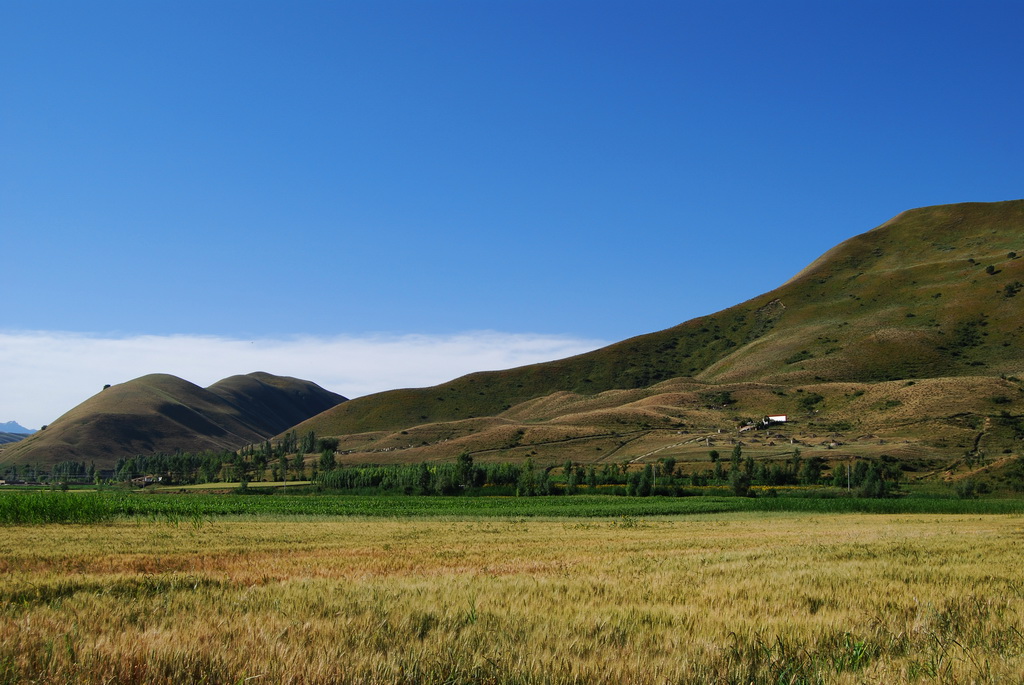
[[292, 200, 1023, 439], [3, 200, 1022, 473], [276, 200, 1023, 476]]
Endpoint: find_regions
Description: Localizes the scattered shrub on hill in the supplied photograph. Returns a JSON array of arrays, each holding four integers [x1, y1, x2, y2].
[[701, 391, 736, 408], [785, 350, 814, 364], [942, 319, 985, 357], [798, 393, 825, 412], [506, 429, 525, 449]]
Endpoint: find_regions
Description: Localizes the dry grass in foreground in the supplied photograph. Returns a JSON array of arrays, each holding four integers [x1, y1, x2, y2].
[[2, 513, 1023, 683]]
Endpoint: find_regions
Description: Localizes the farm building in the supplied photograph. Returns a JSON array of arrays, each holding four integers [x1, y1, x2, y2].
[[756, 415, 788, 429]]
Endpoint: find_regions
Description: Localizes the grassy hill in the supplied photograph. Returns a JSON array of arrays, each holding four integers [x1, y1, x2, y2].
[[6, 200, 1020, 481], [288, 200, 1024, 475], [0, 432, 30, 446], [0, 372, 346, 468]]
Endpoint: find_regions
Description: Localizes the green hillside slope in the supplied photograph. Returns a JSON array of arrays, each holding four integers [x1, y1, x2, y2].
[[702, 201, 1024, 384], [293, 200, 1024, 441]]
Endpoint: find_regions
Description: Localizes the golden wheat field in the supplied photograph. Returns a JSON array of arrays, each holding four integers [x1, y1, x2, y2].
[[2, 513, 1023, 684]]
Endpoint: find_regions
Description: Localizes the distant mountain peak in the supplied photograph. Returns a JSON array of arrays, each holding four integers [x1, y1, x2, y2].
[[0, 421, 34, 435]]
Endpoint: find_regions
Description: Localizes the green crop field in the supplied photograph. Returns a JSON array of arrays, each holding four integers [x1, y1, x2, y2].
[[3, 490, 1024, 524]]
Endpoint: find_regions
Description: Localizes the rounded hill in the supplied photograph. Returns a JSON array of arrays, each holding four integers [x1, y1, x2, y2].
[[0, 372, 346, 468]]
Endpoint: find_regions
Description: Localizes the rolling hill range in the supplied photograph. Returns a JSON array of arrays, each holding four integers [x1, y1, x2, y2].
[[0, 432, 31, 446], [287, 200, 1024, 476], [0, 372, 346, 468]]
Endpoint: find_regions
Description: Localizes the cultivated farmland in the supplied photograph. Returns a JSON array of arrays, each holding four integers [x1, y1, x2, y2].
[[2, 511, 1023, 683]]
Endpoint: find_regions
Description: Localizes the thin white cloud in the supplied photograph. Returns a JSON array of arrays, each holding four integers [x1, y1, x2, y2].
[[0, 330, 608, 429]]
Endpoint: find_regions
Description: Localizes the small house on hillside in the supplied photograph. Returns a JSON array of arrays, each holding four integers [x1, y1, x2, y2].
[[766, 415, 788, 423]]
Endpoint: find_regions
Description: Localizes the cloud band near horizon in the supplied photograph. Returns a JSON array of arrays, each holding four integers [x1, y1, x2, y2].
[[0, 330, 609, 430]]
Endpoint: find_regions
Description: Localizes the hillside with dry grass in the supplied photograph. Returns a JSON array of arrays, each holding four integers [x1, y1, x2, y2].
[[0, 372, 346, 468], [5, 201, 1021, 478], [0, 432, 30, 446], [290, 200, 1024, 477]]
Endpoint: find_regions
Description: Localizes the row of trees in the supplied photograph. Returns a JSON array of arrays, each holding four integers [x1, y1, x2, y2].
[[115, 450, 319, 485], [6, 428, 900, 499], [1, 460, 100, 485], [112, 431, 340, 485], [693, 445, 902, 496], [314, 451, 899, 498]]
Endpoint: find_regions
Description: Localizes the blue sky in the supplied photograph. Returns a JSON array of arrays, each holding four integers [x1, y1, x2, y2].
[[2, 1, 1022, 427]]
